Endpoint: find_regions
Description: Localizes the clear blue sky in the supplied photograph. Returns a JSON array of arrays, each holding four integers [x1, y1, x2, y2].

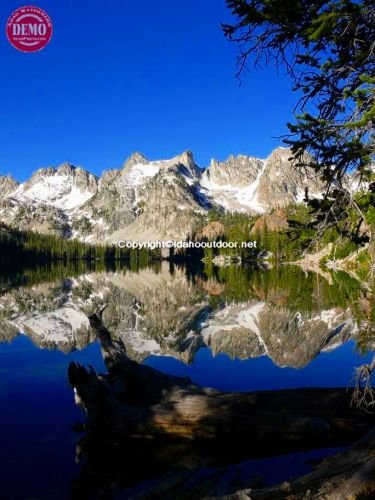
[[1, 0, 297, 181]]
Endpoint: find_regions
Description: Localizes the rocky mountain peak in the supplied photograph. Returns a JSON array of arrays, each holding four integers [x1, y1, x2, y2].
[[26, 163, 76, 183], [178, 150, 194, 165], [75, 169, 98, 193], [203, 154, 263, 187], [26, 163, 98, 193], [267, 146, 293, 161], [56, 163, 76, 175], [0, 175, 19, 196], [54, 163, 82, 176], [29, 166, 56, 182], [173, 150, 200, 177], [0, 146, 330, 242], [255, 148, 322, 210], [124, 152, 149, 169]]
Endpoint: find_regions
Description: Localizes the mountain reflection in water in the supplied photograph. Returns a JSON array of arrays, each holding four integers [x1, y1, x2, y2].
[[0, 262, 373, 498], [0, 263, 368, 367]]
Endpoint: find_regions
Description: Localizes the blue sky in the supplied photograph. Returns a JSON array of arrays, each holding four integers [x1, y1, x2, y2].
[[1, 0, 297, 181]]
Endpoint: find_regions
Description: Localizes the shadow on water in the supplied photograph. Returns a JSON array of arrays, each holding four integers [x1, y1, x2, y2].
[[67, 310, 373, 499], [0, 260, 373, 498]]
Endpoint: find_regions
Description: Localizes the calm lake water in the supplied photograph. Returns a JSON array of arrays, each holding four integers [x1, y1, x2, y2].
[[0, 262, 372, 499]]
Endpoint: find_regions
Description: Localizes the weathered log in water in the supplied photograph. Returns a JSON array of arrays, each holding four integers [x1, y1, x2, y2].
[[68, 312, 374, 498], [69, 312, 371, 450]]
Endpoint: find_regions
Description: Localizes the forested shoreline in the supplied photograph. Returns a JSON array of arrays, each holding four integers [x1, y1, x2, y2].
[[0, 223, 160, 263]]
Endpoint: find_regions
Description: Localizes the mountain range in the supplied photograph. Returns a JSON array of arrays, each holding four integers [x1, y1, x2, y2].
[[0, 147, 325, 242]]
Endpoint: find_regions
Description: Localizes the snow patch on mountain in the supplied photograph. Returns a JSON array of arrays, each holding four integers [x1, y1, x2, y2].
[[17, 307, 90, 342], [200, 174, 266, 213], [120, 329, 161, 355], [201, 302, 266, 339], [120, 162, 161, 188], [0, 148, 329, 241], [10, 168, 97, 210]]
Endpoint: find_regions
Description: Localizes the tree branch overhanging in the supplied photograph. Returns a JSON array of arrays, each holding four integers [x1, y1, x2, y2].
[[223, 0, 375, 241]]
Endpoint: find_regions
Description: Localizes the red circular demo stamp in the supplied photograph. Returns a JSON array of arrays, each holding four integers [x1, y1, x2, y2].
[[6, 6, 53, 52]]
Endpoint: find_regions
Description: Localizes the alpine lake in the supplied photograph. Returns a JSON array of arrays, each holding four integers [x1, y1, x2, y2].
[[0, 260, 373, 499]]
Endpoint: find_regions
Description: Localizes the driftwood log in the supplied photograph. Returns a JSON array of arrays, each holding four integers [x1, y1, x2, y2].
[[68, 312, 374, 499]]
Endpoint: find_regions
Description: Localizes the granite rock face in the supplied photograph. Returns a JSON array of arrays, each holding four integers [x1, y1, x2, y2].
[[250, 208, 289, 234], [0, 148, 326, 241], [0, 175, 19, 196], [256, 148, 322, 209], [203, 155, 263, 188]]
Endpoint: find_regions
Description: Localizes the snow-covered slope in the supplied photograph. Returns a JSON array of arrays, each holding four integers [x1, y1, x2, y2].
[[13, 176, 93, 210], [200, 156, 267, 213], [0, 148, 326, 241], [11, 163, 98, 210], [0, 163, 98, 237], [200, 148, 323, 214], [200, 301, 356, 367]]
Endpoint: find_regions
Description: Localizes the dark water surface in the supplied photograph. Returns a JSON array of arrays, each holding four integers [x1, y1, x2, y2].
[[145, 341, 371, 392], [0, 262, 372, 498]]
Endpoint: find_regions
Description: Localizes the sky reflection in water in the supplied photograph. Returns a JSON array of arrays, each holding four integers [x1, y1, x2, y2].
[[0, 263, 372, 498]]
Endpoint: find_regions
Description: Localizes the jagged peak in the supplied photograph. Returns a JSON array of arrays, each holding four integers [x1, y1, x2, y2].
[[124, 152, 149, 169], [0, 173, 18, 185], [27, 163, 97, 183], [163, 150, 196, 169], [56, 163, 78, 175], [265, 147, 315, 170], [177, 150, 194, 163], [209, 153, 263, 166], [57, 163, 98, 181], [204, 154, 264, 178], [266, 146, 293, 160], [30, 163, 74, 178], [172, 150, 201, 177], [0, 174, 19, 195]]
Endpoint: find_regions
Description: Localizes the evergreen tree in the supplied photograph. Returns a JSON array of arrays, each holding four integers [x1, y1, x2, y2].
[[223, 0, 375, 242]]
